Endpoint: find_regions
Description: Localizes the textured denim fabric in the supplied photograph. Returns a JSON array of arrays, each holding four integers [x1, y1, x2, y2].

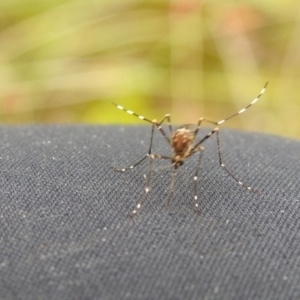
[[0, 125, 299, 300]]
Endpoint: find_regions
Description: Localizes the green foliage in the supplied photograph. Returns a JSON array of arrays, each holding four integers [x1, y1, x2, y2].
[[0, 0, 299, 138]]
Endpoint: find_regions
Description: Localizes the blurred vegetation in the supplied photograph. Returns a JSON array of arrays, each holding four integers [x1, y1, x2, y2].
[[0, 0, 299, 138]]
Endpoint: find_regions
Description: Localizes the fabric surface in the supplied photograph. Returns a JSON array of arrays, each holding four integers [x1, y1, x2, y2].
[[0, 125, 299, 300]]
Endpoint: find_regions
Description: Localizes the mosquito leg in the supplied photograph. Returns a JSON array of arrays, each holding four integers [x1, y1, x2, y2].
[[216, 130, 260, 194], [130, 154, 170, 217], [129, 155, 154, 217], [112, 103, 153, 123], [202, 82, 268, 126], [192, 118, 204, 141], [193, 146, 204, 212], [113, 155, 148, 172], [165, 168, 178, 209], [113, 122, 156, 172], [191, 127, 219, 151], [154, 114, 172, 145], [113, 102, 173, 146], [157, 113, 173, 134]]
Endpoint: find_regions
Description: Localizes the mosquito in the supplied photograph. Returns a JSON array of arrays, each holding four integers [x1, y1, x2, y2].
[[113, 82, 268, 216]]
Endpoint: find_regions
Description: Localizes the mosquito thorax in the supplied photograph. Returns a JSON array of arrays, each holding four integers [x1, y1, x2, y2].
[[171, 128, 195, 156]]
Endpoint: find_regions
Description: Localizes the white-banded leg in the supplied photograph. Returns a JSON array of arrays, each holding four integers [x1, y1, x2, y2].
[[202, 82, 268, 126], [129, 154, 154, 217], [191, 127, 219, 151], [191, 127, 259, 194], [113, 155, 148, 172], [130, 154, 172, 217], [193, 146, 204, 212], [154, 114, 172, 145], [113, 117, 173, 174], [113, 122, 156, 172], [216, 130, 260, 194], [113, 102, 173, 146], [193, 118, 204, 138], [165, 167, 178, 209]]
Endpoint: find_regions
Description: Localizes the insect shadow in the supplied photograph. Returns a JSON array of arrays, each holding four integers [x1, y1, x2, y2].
[[113, 82, 268, 217]]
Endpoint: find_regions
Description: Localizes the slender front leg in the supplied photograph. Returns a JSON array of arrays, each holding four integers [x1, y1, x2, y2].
[[165, 167, 178, 209], [193, 146, 204, 212], [130, 154, 171, 217], [215, 130, 260, 194], [191, 127, 219, 153], [154, 114, 172, 146], [113, 122, 156, 172], [190, 128, 259, 194]]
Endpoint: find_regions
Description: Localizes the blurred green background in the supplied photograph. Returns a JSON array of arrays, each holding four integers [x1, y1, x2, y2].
[[0, 0, 299, 138]]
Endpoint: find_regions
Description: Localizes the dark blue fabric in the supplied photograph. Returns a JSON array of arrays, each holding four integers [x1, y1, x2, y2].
[[0, 125, 299, 300]]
